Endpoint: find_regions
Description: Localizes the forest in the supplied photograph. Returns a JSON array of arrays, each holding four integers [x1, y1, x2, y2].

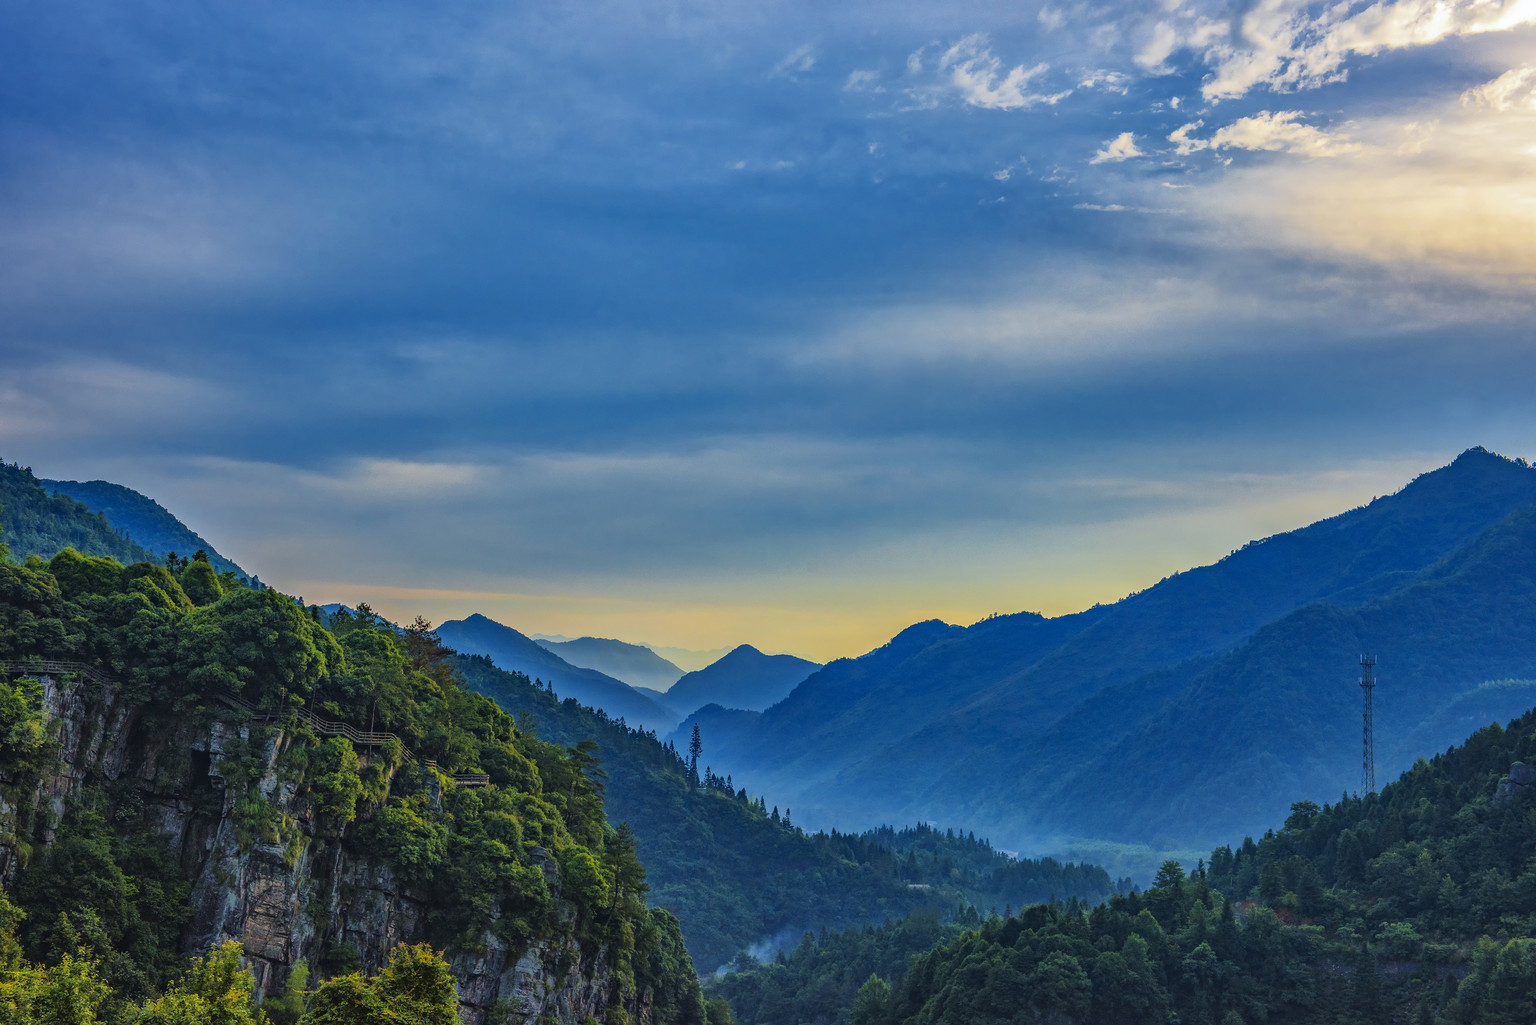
[[0, 543, 713, 1024], [455, 654, 1127, 972], [710, 705, 1536, 1024]]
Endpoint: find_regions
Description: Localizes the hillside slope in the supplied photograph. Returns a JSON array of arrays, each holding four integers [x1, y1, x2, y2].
[[538, 635, 686, 691], [717, 700, 1536, 1025], [454, 655, 1124, 972], [42, 477, 248, 577], [707, 448, 1536, 855], [439, 613, 681, 732], [665, 645, 820, 716], [0, 460, 154, 564]]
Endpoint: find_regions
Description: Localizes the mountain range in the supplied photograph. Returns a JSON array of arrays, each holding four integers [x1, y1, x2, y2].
[[690, 447, 1536, 864], [437, 613, 682, 733], [535, 635, 687, 691], [665, 645, 820, 716]]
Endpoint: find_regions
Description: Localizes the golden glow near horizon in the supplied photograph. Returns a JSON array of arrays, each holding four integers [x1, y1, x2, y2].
[[282, 455, 1437, 663]]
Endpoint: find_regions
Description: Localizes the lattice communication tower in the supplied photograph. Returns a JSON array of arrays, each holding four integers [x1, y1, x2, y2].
[[1360, 654, 1377, 796]]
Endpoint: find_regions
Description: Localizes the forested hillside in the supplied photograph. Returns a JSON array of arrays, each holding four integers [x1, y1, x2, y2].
[[715, 703, 1536, 1025], [41, 477, 248, 578], [537, 635, 686, 691], [440, 614, 680, 732], [0, 547, 709, 1023], [454, 655, 1125, 971], [0, 462, 155, 566], [703, 448, 1536, 863]]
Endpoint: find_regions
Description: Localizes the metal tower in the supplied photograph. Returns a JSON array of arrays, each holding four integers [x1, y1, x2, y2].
[[1360, 654, 1377, 796]]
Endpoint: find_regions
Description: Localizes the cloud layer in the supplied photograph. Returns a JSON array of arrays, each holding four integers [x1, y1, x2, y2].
[[2, 0, 1534, 656]]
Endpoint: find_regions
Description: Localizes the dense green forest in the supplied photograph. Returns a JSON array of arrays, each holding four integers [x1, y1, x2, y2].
[[0, 546, 708, 1022], [0, 462, 155, 566], [41, 477, 249, 578], [455, 655, 1126, 972], [0, 913, 465, 1025], [713, 704, 1536, 1025]]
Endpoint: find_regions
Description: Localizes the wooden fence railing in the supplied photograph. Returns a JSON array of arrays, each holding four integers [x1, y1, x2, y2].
[[3, 659, 489, 787]]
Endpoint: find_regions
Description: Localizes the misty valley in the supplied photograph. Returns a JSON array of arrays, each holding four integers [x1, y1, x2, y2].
[[2, 447, 1536, 1024]]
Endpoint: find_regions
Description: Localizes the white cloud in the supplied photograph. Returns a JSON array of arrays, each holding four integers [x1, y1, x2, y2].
[[845, 69, 883, 92], [1079, 69, 1133, 92], [1136, 21, 1181, 72], [1091, 131, 1144, 163], [1462, 64, 1536, 110], [1211, 111, 1361, 156], [1169, 120, 1209, 155], [1038, 7, 1066, 32], [932, 34, 1071, 110], [771, 43, 816, 79], [1197, 0, 1536, 101], [1169, 112, 1358, 157], [1187, 91, 1536, 281]]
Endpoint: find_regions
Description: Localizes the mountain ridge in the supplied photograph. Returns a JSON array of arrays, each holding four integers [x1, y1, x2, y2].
[[703, 447, 1536, 864], [437, 613, 681, 732]]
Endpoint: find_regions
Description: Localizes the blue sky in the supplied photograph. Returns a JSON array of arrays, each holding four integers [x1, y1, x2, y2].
[[3, 0, 1534, 658]]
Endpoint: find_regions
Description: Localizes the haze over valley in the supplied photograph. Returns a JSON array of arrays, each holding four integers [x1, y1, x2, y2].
[[6, 0, 1536, 1021]]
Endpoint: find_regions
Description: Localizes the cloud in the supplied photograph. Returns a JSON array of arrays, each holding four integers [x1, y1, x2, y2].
[[771, 43, 817, 79], [1135, 22, 1181, 72], [931, 34, 1071, 110], [1462, 64, 1536, 110], [1079, 69, 1133, 92], [1188, 89, 1536, 281], [1168, 112, 1359, 157], [1169, 120, 1208, 155], [1196, 0, 1536, 100], [1091, 132, 1145, 163], [1210, 111, 1361, 156], [845, 69, 883, 92]]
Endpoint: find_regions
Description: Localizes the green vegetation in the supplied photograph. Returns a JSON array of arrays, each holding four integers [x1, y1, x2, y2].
[[0, 550, 707, 1020], [39, 478, 248, 578], [0, 462, 154, 566], [455, 655, 1124, 973], [714, 703, 1536, 1024], [0, 893, 462, 1025], [693, 448, 1536, 865]]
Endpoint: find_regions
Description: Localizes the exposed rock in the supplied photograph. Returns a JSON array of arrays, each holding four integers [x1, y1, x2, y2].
[[0, 671, 644, 1025], [1496, 761, 1534, 803]]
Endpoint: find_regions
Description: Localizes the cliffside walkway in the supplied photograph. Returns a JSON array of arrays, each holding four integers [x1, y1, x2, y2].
[[1, 658, 490, 787]]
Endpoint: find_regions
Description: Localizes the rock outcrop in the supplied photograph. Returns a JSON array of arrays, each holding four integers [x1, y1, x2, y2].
[[0, 669, 633, 1025]]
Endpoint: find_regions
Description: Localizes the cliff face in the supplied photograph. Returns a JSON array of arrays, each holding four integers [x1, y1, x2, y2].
[[0, 669, 634, 1025]]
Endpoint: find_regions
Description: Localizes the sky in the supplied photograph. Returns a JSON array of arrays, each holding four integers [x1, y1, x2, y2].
[[2, 0, 1534, 661]]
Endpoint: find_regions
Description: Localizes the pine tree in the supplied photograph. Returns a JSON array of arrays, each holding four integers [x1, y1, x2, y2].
[[688, 723, 702, 788]]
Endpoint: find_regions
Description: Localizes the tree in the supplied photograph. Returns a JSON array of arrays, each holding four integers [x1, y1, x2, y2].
[[849, 973, 891, 1025], [300, 945, 457, 1025], [688, 724, 702, 789]]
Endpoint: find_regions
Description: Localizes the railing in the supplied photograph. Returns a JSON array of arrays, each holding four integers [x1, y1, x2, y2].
[[4, 660, 491, 787], [215, 691, 416, 761], [0, 659, 116, 687]]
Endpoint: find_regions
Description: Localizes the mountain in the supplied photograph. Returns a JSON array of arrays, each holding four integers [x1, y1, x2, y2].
[[536, 635, 686, 691], [437, 613, 681, 732], [648, 643, 736, 672], [533, 635, 735, 673], [0, 547, 706, 1023], [453, 654, 1124, 972], [41, 477, 248, 578], [0, 460, 155, 565], [702, 447, 1536, 863], [719, 702, 1536, 1025], [665, 645, 821, 716]]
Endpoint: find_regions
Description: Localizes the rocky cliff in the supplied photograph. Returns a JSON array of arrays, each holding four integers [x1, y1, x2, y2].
[[0, 667, 643, 1025]]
